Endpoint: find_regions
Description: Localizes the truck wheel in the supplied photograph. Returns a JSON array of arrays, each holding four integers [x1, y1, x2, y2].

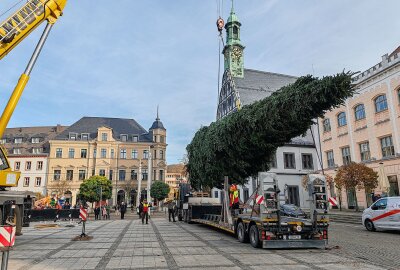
[[365, 219, 376, 232], [249, 225, 261, 248], [237, 222, 249, 243]]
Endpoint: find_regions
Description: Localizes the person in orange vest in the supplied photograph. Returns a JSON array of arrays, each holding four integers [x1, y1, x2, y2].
[[229, 184, 240, 214], [141, 199, 149, 224]]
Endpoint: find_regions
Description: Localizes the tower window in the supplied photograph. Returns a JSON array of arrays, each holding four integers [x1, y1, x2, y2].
[[233, 26, 238, 39]]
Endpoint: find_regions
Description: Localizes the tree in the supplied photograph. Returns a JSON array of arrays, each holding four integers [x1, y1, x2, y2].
[[186, 72, 354, 190], [79, 176, 113, 203], [334, 162, 378, 210], [150, 181, 170, 202], [301, 173, 333, 190], [52, 179, 71, 196]]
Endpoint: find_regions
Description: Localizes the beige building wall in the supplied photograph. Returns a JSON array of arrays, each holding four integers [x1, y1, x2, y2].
[[165, 164, 187, 200], [47, 119, 167, 206], [319, 48, 400, 209]]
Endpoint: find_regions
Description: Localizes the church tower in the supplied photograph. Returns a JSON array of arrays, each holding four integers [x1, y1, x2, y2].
[[222, 1, 245, 78]]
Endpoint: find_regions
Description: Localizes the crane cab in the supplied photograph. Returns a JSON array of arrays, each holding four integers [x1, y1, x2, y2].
[[0, 146, 20, 188]]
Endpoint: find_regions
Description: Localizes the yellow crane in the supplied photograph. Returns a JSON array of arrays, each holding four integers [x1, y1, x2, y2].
[[0, 0, 66, 187]]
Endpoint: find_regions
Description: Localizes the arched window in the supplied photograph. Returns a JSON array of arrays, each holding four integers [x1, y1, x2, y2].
[[233, 26, 238, 39], [337, 112, 347, 127], [375, 94, 388, 113], [354, 104, 366, 120], [397, 89, 400, 104], [322, 118, 331, 132]]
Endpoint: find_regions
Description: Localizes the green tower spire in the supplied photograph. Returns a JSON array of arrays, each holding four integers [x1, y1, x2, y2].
[[222, 0, 245, 78]]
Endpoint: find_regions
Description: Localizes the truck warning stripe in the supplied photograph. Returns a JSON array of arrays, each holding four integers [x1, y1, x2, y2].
[[371, 209, 400, 222]]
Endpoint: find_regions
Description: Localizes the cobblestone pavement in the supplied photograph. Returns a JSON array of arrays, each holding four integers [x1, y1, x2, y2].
[[7, 217, 398, 270]]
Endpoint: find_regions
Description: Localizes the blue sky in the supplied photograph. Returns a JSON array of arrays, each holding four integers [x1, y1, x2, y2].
[[0, 0, 399, 164]]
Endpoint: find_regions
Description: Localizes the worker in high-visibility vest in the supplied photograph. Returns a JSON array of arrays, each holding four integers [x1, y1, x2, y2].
[[229, 184, 240, 211], [142, 199, 149, 224]]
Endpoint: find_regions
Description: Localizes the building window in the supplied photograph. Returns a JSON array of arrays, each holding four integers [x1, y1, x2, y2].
[[14, 162, 20, 171], [159, 170, 164, 181], [69, 133, 77, 140], [56, 148, 62, 158], [120, 149, 127, 159], [143, 150, 149, 159], [99, 169, 105, 177], [154, 136, 157, 142], [327, 150, 335, 168], [322, 118, 331, 132], [153, 150, 157, 159], [66, 170, 73, 181], [25, 161, 31, 170], [243, 188, 249, 202], [337, 112, 347, 127], [270, 153, 277, 168], [214, 191, 219, 198], [111, 149, 115, 159], [101, 149, 107, 158], [53, 170, 61, 181], [81, 149, 87, 158], [131, 170, 137, 180], [32, 147, 42, 154], [284, 153, 296, 169], [153, 169, 156, 181], [381, 136, 395, 158], [398, 89, 400, 104], [302, 154, 314, 170], [142, 169, 148, 181], [109, 170, 113, 181], [131, 150, 138, 159], [37, 161, 43, 170], [375, 94, 388, 113], [0, 138, 6, 144], [81, 133, 89, 140], [13, 148, 21, 155], [160, 150, 164, 160], [68, 148, 75, 158], [31, 137, 40, 143], [341, 147, 351, 165], [133, 136, 138, 142], [92, 169, 95, 176], [359, 142, 371, 161], [23, 177, 29, 187], [119, 170, 126, 181], [35, 177, 41, 186], [93, 149, 97, 158], [354, 104, 366, 120], [79, 170, 86, 180], [121, 134, 128, 142], [101, 133, 107, 141], [160, 136, 165, 143], [14, 138, 22, 144]]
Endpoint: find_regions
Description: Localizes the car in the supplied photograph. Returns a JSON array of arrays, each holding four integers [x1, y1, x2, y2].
[[280, 204, 307, 218], [362, 196, 400, 231]]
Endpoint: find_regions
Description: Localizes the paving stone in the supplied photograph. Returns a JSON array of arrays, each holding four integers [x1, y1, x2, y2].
[[105, 255, 167, 269], [173, 254, 234, 267]]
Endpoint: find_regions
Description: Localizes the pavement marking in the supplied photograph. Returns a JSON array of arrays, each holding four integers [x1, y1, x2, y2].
[[150, 219, 179, 270], [17, 220, 113, 270], [95, 219, 135, 270], [176, 222, 252, 270]]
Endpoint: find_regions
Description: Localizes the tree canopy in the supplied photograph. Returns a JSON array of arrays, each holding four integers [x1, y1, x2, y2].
[[150, 181, 170, 201], [334, 162, 378, 193], [79, 176, 113, 203], [186, 72, 354, 190]]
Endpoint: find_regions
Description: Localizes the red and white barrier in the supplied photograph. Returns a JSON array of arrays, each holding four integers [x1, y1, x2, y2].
[[0, 226, 15, 248], [256, 195, 264, 204], [329, 197, 338, 207], [80, 208, 88, 221]]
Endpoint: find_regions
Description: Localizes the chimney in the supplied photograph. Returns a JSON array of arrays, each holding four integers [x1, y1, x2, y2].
[[382, 53, 389, 63], [56, 124, 63, 133]]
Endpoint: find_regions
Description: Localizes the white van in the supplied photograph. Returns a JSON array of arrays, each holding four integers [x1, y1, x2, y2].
[[362, 197, 400, 231]]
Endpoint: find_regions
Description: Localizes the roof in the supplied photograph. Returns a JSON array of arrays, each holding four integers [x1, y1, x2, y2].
[[232, 69, 314, 145], [2, 125, 67, 155], [150, 119, 166, 130], [234, 69, 297, 106], [167, 164, 185, 174], [55, 117, 151, 142]]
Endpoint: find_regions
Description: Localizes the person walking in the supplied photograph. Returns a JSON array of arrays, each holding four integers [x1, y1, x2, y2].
[[141, 199, 149, 224], [120, 202, 127, 219], [94, 205, 100, 220], [102, 205, 107, 220], [168, 200, 176, 222]]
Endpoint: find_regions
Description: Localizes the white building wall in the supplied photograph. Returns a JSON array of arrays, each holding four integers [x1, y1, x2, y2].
[[8, 155, 48, 195]]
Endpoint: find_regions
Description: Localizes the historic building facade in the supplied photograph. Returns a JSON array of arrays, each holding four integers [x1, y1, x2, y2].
[[46, 116, 167, 205], [165, 164, 187, 200], [1, 125, 67, 195], [319, 46, 400, 209], [212, 6, 321, 208]]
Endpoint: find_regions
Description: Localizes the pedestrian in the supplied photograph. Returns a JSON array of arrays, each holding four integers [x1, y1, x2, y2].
[[94, 205, 100, 220], [115, 205, 120, 216], [102, 205, 107, 220], [141, 199, 149, 224], [106, 204, 111, 220], [120, 202, 127, 220], [138, 201, 143, 217], [168, 200, 176, 222]]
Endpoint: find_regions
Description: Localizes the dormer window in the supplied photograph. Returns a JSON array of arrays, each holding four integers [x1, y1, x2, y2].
[[14, 138, 22, 144], [101, 133, 108, 141], [32, 147, 42, 154], [69, 133, 77, 140], [13, 148, 21, 155], [132, 136, 138, 142], [31, 137, 40, 144], [0, 139, 6, 144], [81, 133, 89, 141], [121, 134, 128, 142]]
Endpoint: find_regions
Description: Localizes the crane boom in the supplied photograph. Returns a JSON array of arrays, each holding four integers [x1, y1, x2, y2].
[[0, 0, 66, 60]]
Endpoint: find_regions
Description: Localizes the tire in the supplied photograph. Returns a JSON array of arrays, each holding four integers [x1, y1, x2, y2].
[[237, 222, 249, 243], [365, 219, 376, 232], [249, 225, 261, 248]]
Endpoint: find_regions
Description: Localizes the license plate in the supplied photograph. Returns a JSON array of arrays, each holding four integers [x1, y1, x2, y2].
[[288, 235, 301, 240]]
